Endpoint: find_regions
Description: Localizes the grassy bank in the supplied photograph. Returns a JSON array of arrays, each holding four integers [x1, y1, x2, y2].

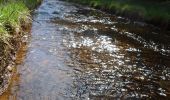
[[0, 0, 42, 42], [66, 0, 170, 28], [0, 0, 41, 95]]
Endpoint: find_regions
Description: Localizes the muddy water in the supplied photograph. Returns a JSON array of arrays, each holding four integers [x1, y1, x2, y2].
[[1, 0, 170, 99]]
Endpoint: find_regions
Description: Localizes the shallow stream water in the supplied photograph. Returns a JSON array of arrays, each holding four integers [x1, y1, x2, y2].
[[1, 0, 170, 99]]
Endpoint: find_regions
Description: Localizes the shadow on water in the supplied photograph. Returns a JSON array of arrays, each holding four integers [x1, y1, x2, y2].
[[1, 0, 170, 99]]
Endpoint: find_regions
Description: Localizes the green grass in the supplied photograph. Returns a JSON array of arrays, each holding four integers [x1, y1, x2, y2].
[[0, 0, 42, 42], [66, 0, 170, 23], [0, 1, 30, 42]]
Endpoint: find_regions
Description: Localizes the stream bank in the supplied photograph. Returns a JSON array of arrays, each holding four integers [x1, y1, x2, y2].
[[0, 0, 42, 96]]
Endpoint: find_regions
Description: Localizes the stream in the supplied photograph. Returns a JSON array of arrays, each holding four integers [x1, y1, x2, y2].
[[1, 0, 170, 99]]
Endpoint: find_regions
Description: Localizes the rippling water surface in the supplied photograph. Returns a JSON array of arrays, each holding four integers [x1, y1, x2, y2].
[[1, 0, 170, 99]]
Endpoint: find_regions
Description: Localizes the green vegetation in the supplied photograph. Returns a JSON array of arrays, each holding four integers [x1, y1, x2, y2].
[[0, 0, 42, 9], [0, 1, 30, 41], [0, 0, 42, 92], [66, 0, 170, 24], [0, 0, 42, 43]]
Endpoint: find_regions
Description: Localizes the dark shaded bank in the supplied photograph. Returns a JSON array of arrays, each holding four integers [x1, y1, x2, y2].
[[22, 0, 42, 9], [64, 0, 170, 30], [0, 0, 42, 95]]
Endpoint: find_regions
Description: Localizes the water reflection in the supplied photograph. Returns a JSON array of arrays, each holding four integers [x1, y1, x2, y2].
[[57, 2, 170, 99], [1, 0, 169, 99]]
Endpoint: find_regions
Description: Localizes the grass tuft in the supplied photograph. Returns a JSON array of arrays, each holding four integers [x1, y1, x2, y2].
[[0, 1, 30, 42]]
